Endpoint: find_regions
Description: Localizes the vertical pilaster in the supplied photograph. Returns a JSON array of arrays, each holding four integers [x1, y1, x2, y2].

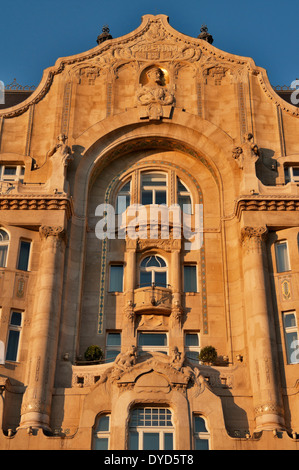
[[123, 238, 137, 349], [241, 226, 284, 431], [19, 226, 66, 430]]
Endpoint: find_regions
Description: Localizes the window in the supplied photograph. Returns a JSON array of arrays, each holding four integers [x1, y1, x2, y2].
[[109, 265, 124, 292], [141, 172, 167, 205], [275, 241, 291, 273], [140, 255, 167, 288], [177, 177, 192, 214], [284, 166, 299, 183], [185, 332, 200, 362], [193, 416, 210, 450], [283, 312, 299, 364], [0, 340, 4, 365], [138, 332, 168, 355], [5, 311, 22, 362], [184, 265, 197, 292], [0, 165, 25, 182], [0, 229, 9, 268], [129, 407, 174, 450], [116, 180, 131, 214], [17, 240, 31, 271], [106, 332, 121, 363], [93, 414, 110, 450]]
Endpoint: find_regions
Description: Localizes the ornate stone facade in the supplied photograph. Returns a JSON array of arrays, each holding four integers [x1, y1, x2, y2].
[[0, 14, 298, 450]]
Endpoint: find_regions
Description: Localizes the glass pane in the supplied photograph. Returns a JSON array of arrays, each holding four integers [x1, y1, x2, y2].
[[129, 432, 139, 450], [0, 245, 8, 267], [95, 438, 109, 450], [195, 438, 209, 450], [164, 433, 173, 450], [154, 271, 167, 287], [107, 333, 121, 346], [105, 350, 120, 362], [0, 229, 9, 241], [110, 265, 123, 292], [142, 190, 153, 205], [142, 173, 166, 186], [116, 195, 130, 214], [276, 243, 290, 272], [186, 351, 200, 361], [293, 168, 299, 177], [97, 415, 110, 432], [143, 433, 160, 450], [178, 195, 192, 214], [140, 271, 151, 287], [194, 416, 208, 433], [4, 167, 16, 175], [284, 313, 296, 329], [184, 266, 197, 292], [155, 191, 167, 205], [139, 333, 167, 346], [140, 256, 151, 267], [5, 330, 20, 362], [17, 241, 31, 271], [177, 178, 188, 192], [286, 332, 299, 363], [10, 312, 22, 326], [185, 333, 199, 346]]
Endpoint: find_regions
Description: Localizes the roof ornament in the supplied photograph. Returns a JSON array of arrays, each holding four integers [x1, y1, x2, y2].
[[96, 25, 113, 45], [198, 24, 214, 44]]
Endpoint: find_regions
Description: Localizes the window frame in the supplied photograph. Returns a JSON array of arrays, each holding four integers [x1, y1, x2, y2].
[[137, 331, 168, 355], [282, 311, 299, 365], [139, 255, 168, 288], [284, 166, 299, 184], [193, 415, 210, 450], [0, 229, 9, 268], [0, 164, 25, 183], [5, 310, 22, 363], [109, 264, 124, 292], [177, 177, 193, 214], [184, 332, 200, 363], [17, 239, 31, 271], [93, 413, 111, 450], [141, 172, 168, 206], [275, 240, 291, 273], [183, 264, 198, 293], [105, 332, 121, 363], [128, 407, 175, 450], [115, 179, 131, 215]]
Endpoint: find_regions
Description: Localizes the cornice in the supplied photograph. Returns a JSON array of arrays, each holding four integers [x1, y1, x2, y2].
[[0, 195, 73, 218], [235, 195, 299, 219]]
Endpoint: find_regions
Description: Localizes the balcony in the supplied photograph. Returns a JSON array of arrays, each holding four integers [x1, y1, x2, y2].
[[134, 283, 172, 315]]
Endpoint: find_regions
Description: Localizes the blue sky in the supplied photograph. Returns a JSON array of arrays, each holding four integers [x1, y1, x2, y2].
[[1, 0, 298, 88]]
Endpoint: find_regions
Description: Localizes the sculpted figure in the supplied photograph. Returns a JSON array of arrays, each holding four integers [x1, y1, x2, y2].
[[47, 134, 73, 193], [137, 67, 174, 120]]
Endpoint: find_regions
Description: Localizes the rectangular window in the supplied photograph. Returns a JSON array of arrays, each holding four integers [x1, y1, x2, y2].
[[141, 173, 167, 206], [109, 265, 123, 292], [17, 240, 31, 271], [184, 265, 197, 292], [138, 332, 168, 354], [0, 245, 8, 268], [185, 332, 200, 362], [0, 165, 25, 182], [5, 311, 22, 362], [106, 332, 121, 363], [283, 311, 299, 364], [285, 166, 299, 183], [275, 241, 291, 273]]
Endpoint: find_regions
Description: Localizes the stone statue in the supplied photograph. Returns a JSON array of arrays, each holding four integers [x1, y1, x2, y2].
[[47, 134, 73, 193], [136, 67, 174, 120]]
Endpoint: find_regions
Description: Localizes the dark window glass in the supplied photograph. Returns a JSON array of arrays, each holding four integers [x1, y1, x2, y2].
[[17, 241, 31, 271]]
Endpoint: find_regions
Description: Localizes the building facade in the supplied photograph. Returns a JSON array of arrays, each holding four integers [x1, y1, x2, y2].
[[0, 14, 298, 450]]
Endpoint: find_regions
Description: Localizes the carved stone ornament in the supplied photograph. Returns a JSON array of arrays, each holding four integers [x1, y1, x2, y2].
[[232, 146, 244, 169], [136, 67, 174, 120], [39, 225, 66, 242], [240, 226, 268, 252], [48, 134, 73, 167]]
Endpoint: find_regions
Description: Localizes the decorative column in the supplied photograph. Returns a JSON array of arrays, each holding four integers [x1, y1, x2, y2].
[[122, 238, 137, 349], [19, 226, 66, 431], [170, 240, 184, 350], [241, 226, 285, 431]]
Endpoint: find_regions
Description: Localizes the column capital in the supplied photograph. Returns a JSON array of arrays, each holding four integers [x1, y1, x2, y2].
[[39, 225, 66, 242], [241, 226, 268, 252]]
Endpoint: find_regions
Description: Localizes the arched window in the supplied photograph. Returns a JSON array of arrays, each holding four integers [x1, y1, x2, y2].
[[177, 177, 192, 214], [93, 414, 111, 450], [193, 416, 210, 450], [5, 311, 22, 362], [129, 407, 174, 450], [140, 255, 167, 288], [116, 179, 131, 214], [0, 229, 9, 268]]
